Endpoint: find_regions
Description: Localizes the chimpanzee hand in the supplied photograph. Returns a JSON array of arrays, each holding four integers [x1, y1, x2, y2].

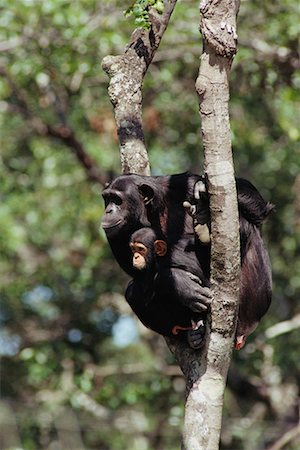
[[183, 179, 211, 244], [186, 272, 212, 312], [159, 268, 211, 313]]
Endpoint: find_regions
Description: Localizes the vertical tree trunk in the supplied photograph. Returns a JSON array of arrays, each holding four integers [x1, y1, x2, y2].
[[182, 1, 241, 449]]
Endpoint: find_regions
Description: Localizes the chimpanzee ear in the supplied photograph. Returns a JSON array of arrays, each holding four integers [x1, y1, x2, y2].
[[154, 240, 167, 257], [138, 184, 155, 206]]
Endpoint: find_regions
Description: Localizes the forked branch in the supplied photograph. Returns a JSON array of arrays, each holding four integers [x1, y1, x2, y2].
[[102, 1, 177, 175]]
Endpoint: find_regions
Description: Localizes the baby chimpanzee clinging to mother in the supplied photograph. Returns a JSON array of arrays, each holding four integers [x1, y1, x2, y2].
[[126, 227, 209, 348], [101, 172, 273, 349]]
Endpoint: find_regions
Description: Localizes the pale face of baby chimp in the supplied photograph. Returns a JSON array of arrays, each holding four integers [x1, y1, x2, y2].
[[129, 228, 167, 271], [130, 241, 149, 270]]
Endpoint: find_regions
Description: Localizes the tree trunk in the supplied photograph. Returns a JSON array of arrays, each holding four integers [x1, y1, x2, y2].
[[181, 1, 241, 449]]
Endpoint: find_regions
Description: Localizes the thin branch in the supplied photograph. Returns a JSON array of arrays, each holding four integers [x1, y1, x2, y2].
[[241, 37, 300, 70], [0, 67, 109, 186], [265, 314, 300, 340], [266, 424, 300, 450], [46, 124, 110, 185]]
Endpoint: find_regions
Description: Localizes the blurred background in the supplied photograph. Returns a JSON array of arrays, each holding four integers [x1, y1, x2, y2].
[[0, 1, 299, 449]]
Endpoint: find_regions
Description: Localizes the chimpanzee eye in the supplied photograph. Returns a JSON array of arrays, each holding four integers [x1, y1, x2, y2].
[[129, 243, 147, 255], [103, 192, 123, 207], [111, 194, 122, 205], [136, 245, 147, 255]]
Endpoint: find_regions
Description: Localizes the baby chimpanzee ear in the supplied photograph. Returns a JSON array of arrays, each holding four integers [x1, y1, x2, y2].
[[138, 184, 155, 206], [154, 240, 167, 257]]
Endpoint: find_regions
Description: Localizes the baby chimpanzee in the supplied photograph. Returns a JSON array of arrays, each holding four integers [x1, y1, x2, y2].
[[125, 227, 209, 349]]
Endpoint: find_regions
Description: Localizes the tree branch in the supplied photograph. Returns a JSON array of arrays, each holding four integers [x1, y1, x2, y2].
[[266, 424, 300, 450], [0, 67, 109, 186], [264, 314, 300, 340], [102, 1, 177, 174]]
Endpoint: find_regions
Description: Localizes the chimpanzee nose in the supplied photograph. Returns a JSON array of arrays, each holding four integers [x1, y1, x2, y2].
[[106, 203, 118, 214]]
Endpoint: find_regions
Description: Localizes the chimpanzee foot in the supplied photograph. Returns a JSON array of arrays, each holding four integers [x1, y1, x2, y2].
[[187, 320, 206, 349], [194, 179, 206, 200], [234, 335, 246, 350], [183, 200, 209, 232]]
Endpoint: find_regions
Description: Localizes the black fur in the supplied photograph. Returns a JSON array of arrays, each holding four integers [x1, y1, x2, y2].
[[126, 228, 208, 343], [102, 172, 273, 348]]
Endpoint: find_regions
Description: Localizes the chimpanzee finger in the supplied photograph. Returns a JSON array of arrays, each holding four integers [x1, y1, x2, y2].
[[183, 200, 195, 215], [187, 272, 203, 285], [187, 276, 212, 299], [188, 301, 208, 313], [194, 286, 212, 303]]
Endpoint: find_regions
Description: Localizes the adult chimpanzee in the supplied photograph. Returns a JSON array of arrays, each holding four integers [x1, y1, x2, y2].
[[126, 227, 207, 348], [102, 173, 212, 348], [101, 172, 273, 349]]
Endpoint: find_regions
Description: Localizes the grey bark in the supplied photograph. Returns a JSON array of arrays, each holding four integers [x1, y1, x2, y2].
[[102, 1, 178, 174], [180, 1, 241, 449]]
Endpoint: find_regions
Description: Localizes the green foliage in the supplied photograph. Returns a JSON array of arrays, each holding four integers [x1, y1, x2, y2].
[[0, 0, 299, 449], [124, 0, 164, 29]]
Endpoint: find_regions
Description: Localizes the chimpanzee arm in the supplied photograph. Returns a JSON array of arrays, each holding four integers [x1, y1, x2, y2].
[[125, 280, 141, 312], [157, 268, 212, 313], [125, 279, 150, 314]]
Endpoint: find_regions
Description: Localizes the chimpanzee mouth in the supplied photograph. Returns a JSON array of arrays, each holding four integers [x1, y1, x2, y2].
[[101, 219, 123, 230]]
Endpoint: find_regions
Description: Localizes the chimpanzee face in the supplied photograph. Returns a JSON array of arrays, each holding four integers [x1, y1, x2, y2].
[[129, 227, 168, 271], [130, 241, 149, 270], [101, 187, 126, 236], [101, 176, 153, 238]]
